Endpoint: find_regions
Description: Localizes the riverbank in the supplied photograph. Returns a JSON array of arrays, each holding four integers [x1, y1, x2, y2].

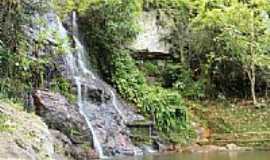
[[151, 99, 270, 154], [187, 100, 270, 150]]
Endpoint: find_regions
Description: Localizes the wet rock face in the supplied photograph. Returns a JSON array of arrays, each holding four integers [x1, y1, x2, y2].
[[33, 90, 96, 160], [83, 87, 111, 105]]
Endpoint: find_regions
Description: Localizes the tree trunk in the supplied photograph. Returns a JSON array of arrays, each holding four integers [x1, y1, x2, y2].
[[250, 10, 257, 105], [247, 69, 257, 105], [251, 67, 257, 105]]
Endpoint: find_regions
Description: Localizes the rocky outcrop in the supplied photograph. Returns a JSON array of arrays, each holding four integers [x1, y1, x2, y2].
[[0, 100, 55, 160], [33, 90, 97, 160], [23, 7, 70, 87], [130, 11, 172, 55]]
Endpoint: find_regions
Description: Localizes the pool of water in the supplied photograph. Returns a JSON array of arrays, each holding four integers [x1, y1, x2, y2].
[[113, 151, 270, 160]]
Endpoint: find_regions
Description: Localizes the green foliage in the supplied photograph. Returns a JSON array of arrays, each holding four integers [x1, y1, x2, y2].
[[0, 114, 15, 132], [52, 0, 100, 18], [0, 0, 49, 51], [80, 0, 142, 77], [50, 77, 76, 103], [175, 72, 205, 99], [143, 0, 188, 10], [191, 0, 270, 103], [190, 100, 270, 134], [160, 126, 196, 144], [154, 0, 270, 100], [163, 64, 205, 99], [78, 0, 190, 133], [0, 38, 71, 102], [140, 61, 161, 77], [0, 1, 46, 100], [112, 49, 188, 132], [0, 45, 32, 99]]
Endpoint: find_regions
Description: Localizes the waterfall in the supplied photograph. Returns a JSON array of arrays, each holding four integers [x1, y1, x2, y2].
[[110, 89, 127, 122], [58, 11, 144, 158], [55, 14, 106, 158], [73, 37, 96, 80], [75, 78, 105, 158]]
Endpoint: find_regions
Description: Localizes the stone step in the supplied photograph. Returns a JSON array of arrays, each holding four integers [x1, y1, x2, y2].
[[199, 139, 270, 149], [211, 132, 270, 141], [210, 139, 270, 150], [199, 132, 270, 149], [210, 139, 270, 144]]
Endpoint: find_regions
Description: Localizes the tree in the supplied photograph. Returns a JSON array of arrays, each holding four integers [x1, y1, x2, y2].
[[191, 0, 270, 103], [218, 2, 270, 105]]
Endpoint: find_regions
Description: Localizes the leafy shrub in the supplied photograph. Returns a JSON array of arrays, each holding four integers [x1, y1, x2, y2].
[[139, 61, 161, 77], [163, 64, 205, 99], [79, 0, 142, 78], [112, 49, 188, 132], [173, 70, 205, 99], [143, 0, 186, 10], [52, 0, 100, 18]]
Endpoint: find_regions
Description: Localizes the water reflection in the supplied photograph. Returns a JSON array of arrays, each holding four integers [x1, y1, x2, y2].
[[113, 151, 270, 160]]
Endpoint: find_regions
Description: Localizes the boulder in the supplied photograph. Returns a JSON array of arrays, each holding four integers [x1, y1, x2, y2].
[[33, 90, 91, 144], [33, 90, 96, 159]]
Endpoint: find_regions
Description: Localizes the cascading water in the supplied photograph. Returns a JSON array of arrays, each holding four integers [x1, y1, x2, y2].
[[55, 13, 106, 158], [58, 12, 144, 158], [75, 78, 105, 158]]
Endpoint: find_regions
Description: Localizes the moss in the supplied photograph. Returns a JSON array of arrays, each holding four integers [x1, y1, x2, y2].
[[67, 127, 81, 137], [80, 143, 92, 151], [50, 77, 76, 103], [0, 114, 16, 132], [130, 128, 152, 145], [130, 135, 152, 146], [159, 126, 196, 144]]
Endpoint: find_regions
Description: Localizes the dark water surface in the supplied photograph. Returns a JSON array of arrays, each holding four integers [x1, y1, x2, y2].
[[113, 151, 270, 160]]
